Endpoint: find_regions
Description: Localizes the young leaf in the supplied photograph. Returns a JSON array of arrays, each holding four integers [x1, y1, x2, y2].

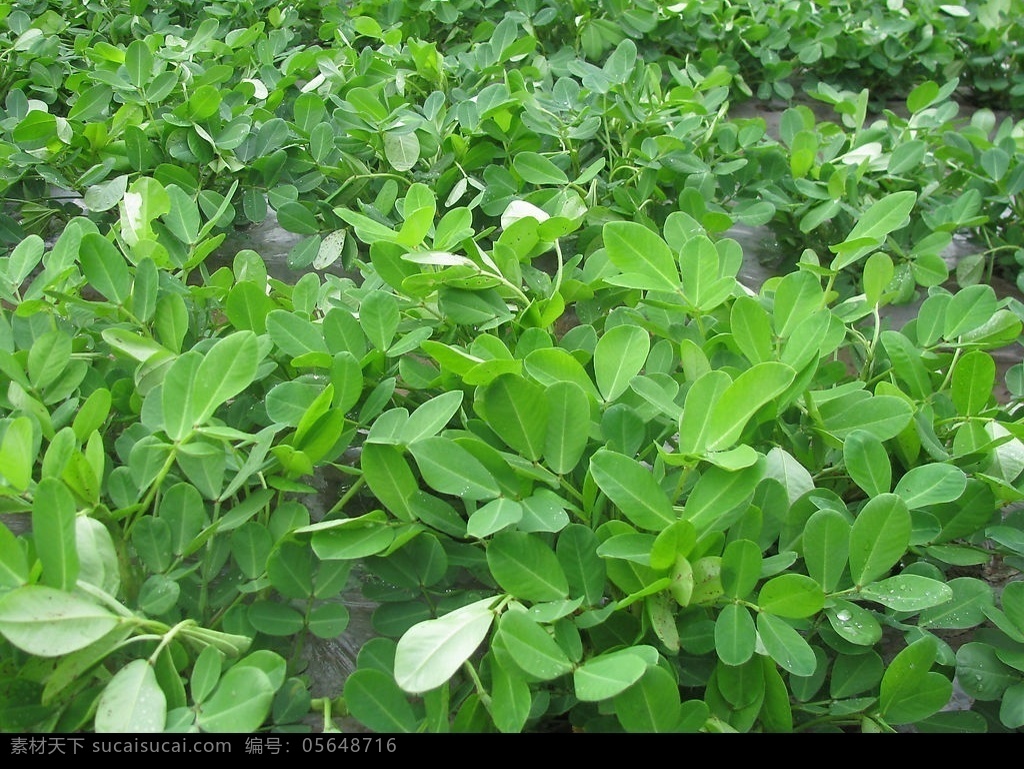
[[394, 596, 498, 694]]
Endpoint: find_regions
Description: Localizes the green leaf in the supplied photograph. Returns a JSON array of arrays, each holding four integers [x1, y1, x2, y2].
[[360, 291, 400, 352], [574, 647, 657, 702], [32, 478, 78, 591], [881, 330, 933, 399], [0, 416, 34, 492], [308, 603, 351, 639], [706, 362, 794, 450], [594, 324, 650, 402], [409, 437, 501, 500], [489, 659, 531, 733], [310, 521, 395, 560], [478, 374, 548, 461], [361, 444, 417, 522], [0, 586, 120, 657], [603, 221, 680, 292], [196, 666, 276, 732], [27, 331, 71, 391], [879, 637, 951, 725], [467, 498, 522, 538], [830, 191, 916, 270], [192, 331, 261, 426], [94, 659, 166, 733], [755, 612, 817, 676], [714, 603, 757, 666], [266, 541, 314, 599], [945, 284, 997, 339], [956, 642, 1018, 701], [556, 524, 606, 607], [400, 391, 463, 445], [513, 152, 568, 185], [0, 523, 28, 589], [248, 601, 305, 636], [721, 539, 762, 599], [863, 252, 894, 307], [525, 347, 600, 401], [682, 463, 763, 534], [163, 184, 200, 244], [679, 235, 736, 312], [730, 296, 774, 364], [677, 370, 731, 455], [80, 233, 130, 303], [819, 394, 913, 441], [267, 310, 328, 357], [487, 532, 569, 602], [849, 494, 911, 586], [495, 609, 573, 681], [544, 381, 590, 474], [952, 350, 996, 416], [859, 575, 953, 611], [121, 177, 171, 247], [893, 464, 967, 509], [826, 599, 883, 646], [344, 669, 419, 732], [614, 666, 683, 733], [590, 450, 675, 531], [757, 574, 825, 618], [918, 577, 994, 630], [384, 131, 420, 172], [802, 509, 851, 593], [394, 596, 498, 694], [843, 430, 891, 497]]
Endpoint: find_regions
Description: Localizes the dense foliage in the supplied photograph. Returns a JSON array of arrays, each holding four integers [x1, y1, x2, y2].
[[2, 0, 1024, 733]]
